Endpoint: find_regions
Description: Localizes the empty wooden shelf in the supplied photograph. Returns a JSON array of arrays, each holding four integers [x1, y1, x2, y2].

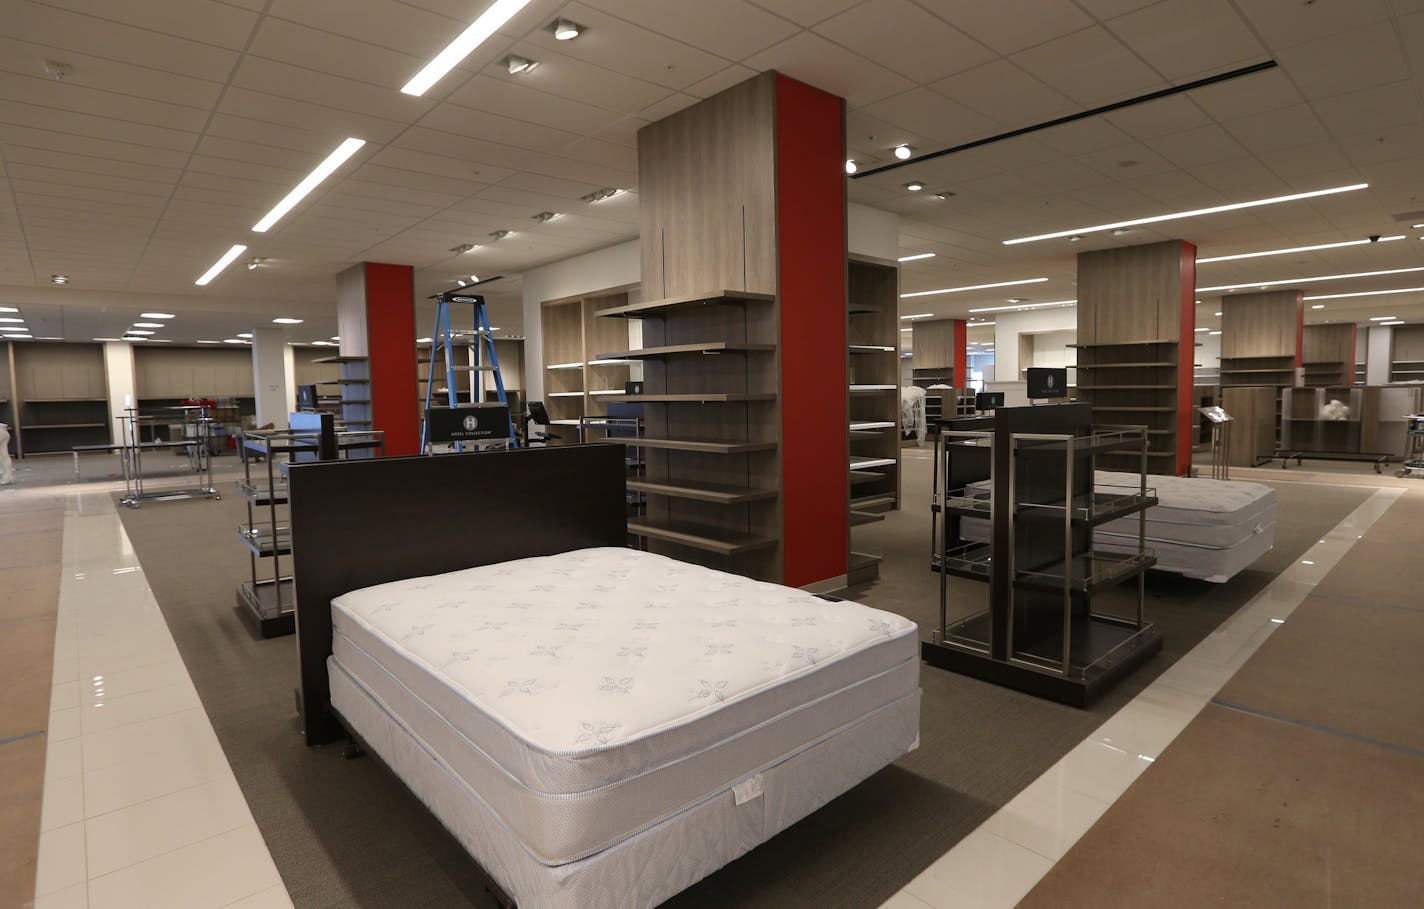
[[598, 342, 775, 359], [594, 289, 774, 319], [631, 437, 778, 454], [626, 479, 778, 504], [624, 393, 775, 403], [626, 519, 778, 555]]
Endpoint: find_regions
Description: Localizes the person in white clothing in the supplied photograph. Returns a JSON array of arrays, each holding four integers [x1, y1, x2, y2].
[[0, 422, 13, 485]]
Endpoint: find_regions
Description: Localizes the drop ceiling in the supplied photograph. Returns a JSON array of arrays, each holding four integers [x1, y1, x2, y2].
[[1, 0, 1422, 345]]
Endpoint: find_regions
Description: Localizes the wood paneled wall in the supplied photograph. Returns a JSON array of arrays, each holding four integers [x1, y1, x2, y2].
[[1076, 241, 1190, 345], [1220, 290, 1302, 359]]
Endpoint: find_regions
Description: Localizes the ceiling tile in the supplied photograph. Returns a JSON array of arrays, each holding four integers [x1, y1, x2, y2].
[[1106, 0, 1265, 81], [930, 60, 1077, 129], [229, 57, 429, 124], [1187, 66, 1303, 121], [743, 0, 861, 27], [35, 0, 262, 50], [267, 0, 495, 61], [1223, 103, 1331, 155], [1144, 124, 1250, 168], [485, 43, 674, 114], [915, 0, 1094, 55], [743, 31, 915, 108], [445, 74, 627, 135], [584, 0, 799, 60], [684, 65, 760, 100], [1103, 95, 1213, 141], [417, 103, 581, 155], [0, 38, 223, 110], [521, 4, 730, 91], [216, 87, 407, 144], [1233, 0, 1393, 50], [1312, 81, 1424, 139], [1275, 21, 1411, 101], [1011, 26, 1165, 107], [1074, 0, 1158, 17], [860, 89, 1002, 149], [814, 0, 994, 84], [0, 99, 199, 152], [0, 124, 191, 169], [1035, 118, 1134, 156]]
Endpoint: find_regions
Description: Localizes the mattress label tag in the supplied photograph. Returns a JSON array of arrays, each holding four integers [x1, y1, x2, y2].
[[733, 774, 764, 806]]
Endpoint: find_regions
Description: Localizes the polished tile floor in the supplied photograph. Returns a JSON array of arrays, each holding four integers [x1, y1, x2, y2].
[[23, 462, 1408, 909], [33, 487, 290, 909]]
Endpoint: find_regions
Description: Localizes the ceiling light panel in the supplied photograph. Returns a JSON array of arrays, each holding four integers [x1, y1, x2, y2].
[[1003, 183, 1369, 245], [142, 313, 175, 319], [1196, 236, 1406, 263], [195, 245, 248, 286], [402, 0, 537, 95], [1199, 265, 1424, 293], [967, 299, 1077, 314], [252, 138, 365, 232], [902, 277, 1048, 299], [1304, 286, 1424, 301]]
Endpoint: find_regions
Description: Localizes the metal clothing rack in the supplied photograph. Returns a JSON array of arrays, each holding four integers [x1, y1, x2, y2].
[[118, 405, 219, 508], [1399, 414, 1424, 479], [925, 402, 1161, 706]]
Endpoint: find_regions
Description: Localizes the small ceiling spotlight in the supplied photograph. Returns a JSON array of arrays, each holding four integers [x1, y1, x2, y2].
[[904, 181, 924, 192], [1111, 228, 1133, 236], [1007, 298, 1027, 304], [532, 211, 562, 223], [550, 18, 585, 40], [845, 159, 858, 175], [456, 279, 467, 286], [469, 274, 480, 282], [247, 257, 267, 270], [449, 243, 480, 254], [505, 55, 539, 75], [1068, 236, 1083, 243], [489, 229, 515, 240], [894, 144, 912, 160], [580, 187, 623, 203], [933, 192, 953, 200], [51, 274, 69, 284]]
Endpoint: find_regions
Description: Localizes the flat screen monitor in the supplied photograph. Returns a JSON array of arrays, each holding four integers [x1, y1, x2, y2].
[[975, 391, 1005, 411], [296, 384, 319, 411], [1026, 367, 1069, 399], [527, 400, 552, 426], [425, 405, 510, 444]]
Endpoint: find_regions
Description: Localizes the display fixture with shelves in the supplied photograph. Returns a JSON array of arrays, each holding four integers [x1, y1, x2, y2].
[[1389, 325, 1424, 383], [924, 403, 1161, 705], [847, 258, 901, 582], [540, 287, 639, 434], [1301, 323, 1354, 388]]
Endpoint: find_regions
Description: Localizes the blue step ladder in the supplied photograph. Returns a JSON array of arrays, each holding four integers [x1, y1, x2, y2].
[[420, 287, 518, 453]]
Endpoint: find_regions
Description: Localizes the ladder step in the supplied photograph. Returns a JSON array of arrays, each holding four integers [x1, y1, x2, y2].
[[450, 366, 498, 372]]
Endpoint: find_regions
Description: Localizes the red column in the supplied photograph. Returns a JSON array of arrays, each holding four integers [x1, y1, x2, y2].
[[953, 319, 968, 386], [364, 263, 419, 456], [1176, 242, 1197, 476], [775, 74, 847, 588]]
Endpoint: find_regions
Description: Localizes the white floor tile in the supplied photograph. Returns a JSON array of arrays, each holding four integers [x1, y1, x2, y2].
[[45, 737, 82, 782], [905, 830, 1055, 909], [221, 886, 296, 909], [80, 661, 189, 702], [982, 777, 1110, 862], [49, 707, 80, 742], [877, 891, 936, 909], [1049, 736, 1153, 805], [81, 681, 201, 736], [87, 826, 281, 909], [34, 882, 88, 909], [41, 774, 85, 833], [1090, 684, 1207, 761], [85, 779, 254, 878], [52, 657, 79, 685], [81, 708, 225, 775], [35, 821, 87, 896], [51, 680, 79, 712], [83, 737, 233, 818]]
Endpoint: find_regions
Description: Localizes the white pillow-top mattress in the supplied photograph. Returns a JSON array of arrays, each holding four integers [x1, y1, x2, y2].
[[329, 547, 919, 866]]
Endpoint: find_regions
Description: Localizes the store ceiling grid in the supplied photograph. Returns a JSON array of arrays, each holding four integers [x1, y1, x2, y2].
[[1, 0, 1423, 340]]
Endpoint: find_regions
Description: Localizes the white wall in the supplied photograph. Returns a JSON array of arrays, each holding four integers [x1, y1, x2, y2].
[[848, 203, 900, 261], [994, 307, 1077, 379], [521, 240, 640, 401], [251, 328, 290, 428], [102, 342, 136, 434], [1367, 325, 1392, 385]]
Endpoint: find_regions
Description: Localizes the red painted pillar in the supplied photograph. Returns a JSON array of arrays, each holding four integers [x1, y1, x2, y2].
[[952, 319, 968, 386], [775, 74, 847, 588], [336, 262, 419, 456], [1176, 242, 1197, 476]]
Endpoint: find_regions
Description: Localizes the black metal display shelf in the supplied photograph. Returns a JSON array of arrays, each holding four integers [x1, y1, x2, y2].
[[1015, 550, 1157, 596], [236, 578, 295, 637], [1015, 489, 1158, 527], [236, 522, 291, 557]]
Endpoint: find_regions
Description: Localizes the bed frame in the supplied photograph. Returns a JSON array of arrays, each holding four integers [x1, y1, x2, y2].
[[287, 443, 628, 746]]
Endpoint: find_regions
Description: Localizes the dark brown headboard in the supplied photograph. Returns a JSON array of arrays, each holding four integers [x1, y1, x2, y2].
[[288, 443, 628, 744]]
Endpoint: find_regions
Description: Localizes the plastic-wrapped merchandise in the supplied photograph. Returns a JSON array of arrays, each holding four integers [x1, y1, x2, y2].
[[1320, 399, 1350, 421], [0, 422, 13, 485], [901, 386, 927, 443]]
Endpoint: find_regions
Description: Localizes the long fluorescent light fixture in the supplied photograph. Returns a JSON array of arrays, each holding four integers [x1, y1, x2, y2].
[[1003, 183, 1369, 245], [401, 0, 536, 96], [252, 138, 366, 232], [968, 298, 1076, 314], [898, 253, 935, 262], [1197, 236, 1404, 263], [899, 313, 934, 320], [1198, 265, 1424, 293], [195, 244, 248, 286], [1304, 286, 1424, 301], [901, 277, 1047, 299]]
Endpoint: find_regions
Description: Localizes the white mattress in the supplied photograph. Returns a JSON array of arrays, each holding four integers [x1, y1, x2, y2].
[[331, 658, 921, 909], [330, 547, 918, 866], [959, 471, 1276, 583]]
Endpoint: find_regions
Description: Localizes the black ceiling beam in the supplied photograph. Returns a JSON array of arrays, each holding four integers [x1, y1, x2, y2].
[[853, 60, 1278, 179]]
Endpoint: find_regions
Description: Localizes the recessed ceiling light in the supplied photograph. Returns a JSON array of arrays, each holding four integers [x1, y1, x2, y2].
[[3, 334, 32, 339], [330, 336, 339, 341], [580, 187, 623, 203], [490, 229, 514, 240], [550, 18, 584, 40], [195, 244, 248, 286], [1111, 228, 1133, 236], [142, 312, 175, 319], [899, 313, 934, 320], [1006, 297, 1027, 304], [898, 253, 935, 262], [1311, 304, 1325, 309], [894, 144, 912, 160], [222, 338, 246, 344], [1305, 286, 1424, 301], [1068, 235, 1083, 242], [904, 181, 924, 192], [247, 257, 266, 270], [967, 298, 1076, 314], [1194, 327, 1210, 333], [1413, 223, 1424, 229], [1369, 316, 1398, 321], [505, 55, 539, 75], [50, 275, 69, 285], [1215, 311, 1223, 316], [1198, 265, 1424, 293], [1209, 330, 1222, 336], [456, 279, 467, 286], [899, 328, 912, 332], [1004, 182, 1370, 245], [252, 138, 365, 232], [122, 336, 147, 342], [236, 332, 253, 338], [902, 277, 1048, 299], [1381, 320, 1405, 326], [124, 329, 155, 335], [933, 192, 952, 201], [469, 274, 480, 282], [532, 211, 561, 223], [845, 159, 858, 175], [132, 322, 164, 328], [402, 0, 537, 94], [417, 337, 434, 344], [310, 340, 337, 346], [1197, 236, 1405, 263], [272, 317, 303, 324]]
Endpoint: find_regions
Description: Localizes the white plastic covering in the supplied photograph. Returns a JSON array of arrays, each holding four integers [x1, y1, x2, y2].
[[901, 386, 927, 444]]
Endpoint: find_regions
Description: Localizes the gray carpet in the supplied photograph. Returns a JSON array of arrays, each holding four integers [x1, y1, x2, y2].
[[114, 455, 1371, 908]]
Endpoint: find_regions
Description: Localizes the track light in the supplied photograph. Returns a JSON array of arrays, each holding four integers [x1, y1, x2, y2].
[[450, 243, 479, 254], [550, 18, 584, 40], [505, 55, 538, 75], [904, 181, 924, 192], [580, 187, 623, 203], [532, 211, 562, 223], [489, 229, 514, 240], [894, 144, 912, 160], [845, 159, 858, 175], [247, 257, 266, 270]]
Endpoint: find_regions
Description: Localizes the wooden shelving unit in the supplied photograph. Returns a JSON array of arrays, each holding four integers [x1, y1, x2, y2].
[[1301, 323, 1354, 387], [598, 289, 779, 579], [1218, 289, 1303, 454], [539, 287, 639, 433], [847, 258, 900, 583], [11, 342, 111, 454], [1389, 325, 1424, 382], [311, 355, 373, 444]]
